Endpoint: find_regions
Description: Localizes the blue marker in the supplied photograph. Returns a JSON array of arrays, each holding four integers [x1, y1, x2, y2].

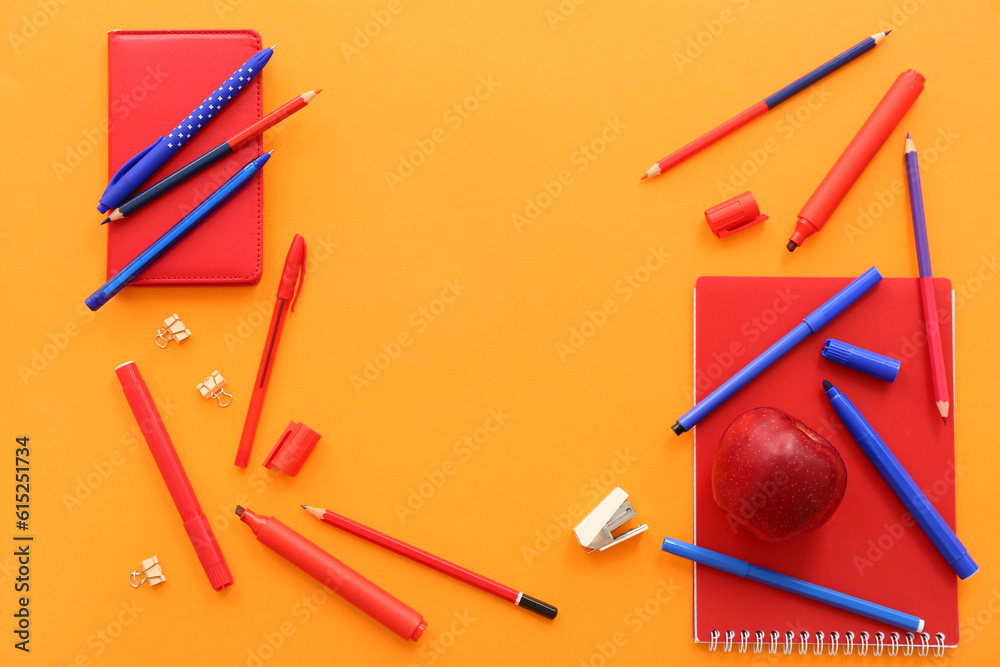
[[671, 267, 883, 435], [97, 46, 274, 214], [86, 153, 271, 311], [823, 381, 978, 579], [661, 537, 924, 632]]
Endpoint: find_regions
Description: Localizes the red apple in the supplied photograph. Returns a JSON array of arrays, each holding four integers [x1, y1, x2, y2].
[[712, 407, 847, 543]]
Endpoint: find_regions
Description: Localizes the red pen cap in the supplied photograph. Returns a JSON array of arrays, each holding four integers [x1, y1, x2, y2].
[[704, 191, 768, 238], [262, 421, 320, 476]]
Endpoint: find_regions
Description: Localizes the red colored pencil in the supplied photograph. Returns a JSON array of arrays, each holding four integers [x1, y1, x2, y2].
[[904, 133, 949, 419], [302, 506, 557, 619], [104, 89, 321, 222]]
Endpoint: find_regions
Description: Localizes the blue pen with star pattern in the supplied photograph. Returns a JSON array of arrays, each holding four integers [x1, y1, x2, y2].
[[96, 46, 274, 214]]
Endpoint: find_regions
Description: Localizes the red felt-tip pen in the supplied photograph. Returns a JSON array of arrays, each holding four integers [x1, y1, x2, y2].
[[116, 361, 232, 591], [788, 69, 924, 251], [236, 507, 426, 641], [235, 234, 306, 468]]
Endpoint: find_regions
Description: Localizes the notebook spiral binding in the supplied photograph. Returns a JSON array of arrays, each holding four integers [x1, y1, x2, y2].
[[706, 629, 947, 657]]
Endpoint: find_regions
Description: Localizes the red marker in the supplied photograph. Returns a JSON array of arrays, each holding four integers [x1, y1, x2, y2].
[[788, 69, 924, 251], [116, 361, 233, 591], [235, 507, 427, 641], [235, 234, 306, 468]]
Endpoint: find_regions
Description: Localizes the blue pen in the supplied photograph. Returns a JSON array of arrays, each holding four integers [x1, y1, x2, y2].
[[86, 153, 271, 311], [661, 537, 924, 632], [96, 46, 274, 214], [671, 267, 882, 435], [823, 381, 978, 579]]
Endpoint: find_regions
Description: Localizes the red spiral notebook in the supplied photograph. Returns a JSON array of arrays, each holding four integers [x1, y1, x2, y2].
[[104, 29, 264, 285], [691, 276, 959, 655]]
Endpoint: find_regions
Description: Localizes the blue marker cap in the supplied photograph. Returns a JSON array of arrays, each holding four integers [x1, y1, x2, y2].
[[822, 339, 900, 382]]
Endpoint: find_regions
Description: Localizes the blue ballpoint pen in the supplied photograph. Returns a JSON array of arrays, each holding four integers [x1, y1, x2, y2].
[[671, 266, 883, 435], [661, 537, 924, 632], [823, 381, 978, 579], [96, 46, 274, 214], [86, 152, 271, 311]]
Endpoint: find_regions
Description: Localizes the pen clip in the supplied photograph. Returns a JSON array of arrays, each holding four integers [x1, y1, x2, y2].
[[278, 234, 307, 312], [107, 136, 164, 186]]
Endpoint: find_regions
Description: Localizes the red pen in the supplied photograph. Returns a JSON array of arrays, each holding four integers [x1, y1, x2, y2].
[[115, 361, 233, 591], [236, 507, 427, 641], [788, 69, 924, 251], [235, 234, 307, 468]]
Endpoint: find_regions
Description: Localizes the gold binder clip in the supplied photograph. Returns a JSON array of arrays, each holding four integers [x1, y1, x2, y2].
[[130, 556, 165, 587], [197, 370, 233, 407], [155, 314, 191, 348]]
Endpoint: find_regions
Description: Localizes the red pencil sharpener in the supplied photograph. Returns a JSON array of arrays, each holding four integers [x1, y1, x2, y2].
[[262, 422, 321, 476], [704, 191, 768, 238]]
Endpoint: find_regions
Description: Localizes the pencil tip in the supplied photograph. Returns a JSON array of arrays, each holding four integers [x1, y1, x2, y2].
[[101, 218, 110, 225], [315, 88, 323, 94], [639, 174, 647, 180], [885, 30, 892, 36], [937, 401, 949, 419]]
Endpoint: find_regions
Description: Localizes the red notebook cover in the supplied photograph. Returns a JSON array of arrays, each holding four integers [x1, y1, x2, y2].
[[692, 276, 958, 655], [105, 29, 264, 285]]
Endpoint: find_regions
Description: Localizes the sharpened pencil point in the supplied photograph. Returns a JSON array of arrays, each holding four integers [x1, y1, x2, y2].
[[639, 174, 647, 180], [885, 30, 892, 36], [937, 401, 949, 419], [101, 217, 110, 225]]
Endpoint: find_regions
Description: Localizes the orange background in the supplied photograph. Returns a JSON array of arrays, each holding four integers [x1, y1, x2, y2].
[[2, 1, 999, 665]]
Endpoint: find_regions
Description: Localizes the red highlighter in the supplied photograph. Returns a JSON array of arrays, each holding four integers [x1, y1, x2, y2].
[[236, 507, 426, 641], [235, 234, 306, 467], [116, 361, 233, 591], [788, 69, 924, 251]]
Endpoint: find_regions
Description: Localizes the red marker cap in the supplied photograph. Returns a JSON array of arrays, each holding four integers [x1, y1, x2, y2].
[[262, 421, 320, 476], [704, 191, 768, 238]]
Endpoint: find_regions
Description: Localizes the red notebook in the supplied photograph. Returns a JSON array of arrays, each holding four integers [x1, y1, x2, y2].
[[692, 276, 958, 656], [105, 30, 264, 285]]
